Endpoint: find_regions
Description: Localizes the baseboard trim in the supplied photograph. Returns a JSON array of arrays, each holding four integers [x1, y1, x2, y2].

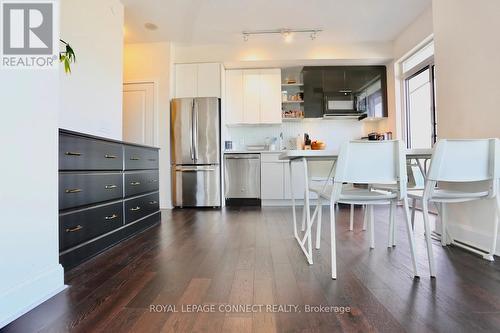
[[446, 223, 500, 257], [0, 264, 65, 329]]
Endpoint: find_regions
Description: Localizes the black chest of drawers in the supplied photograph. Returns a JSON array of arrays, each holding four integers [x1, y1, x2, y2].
[[59, 129, 161, 270]]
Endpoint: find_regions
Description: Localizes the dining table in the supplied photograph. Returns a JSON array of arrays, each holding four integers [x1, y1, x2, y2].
[[279, 148, 434, 265]]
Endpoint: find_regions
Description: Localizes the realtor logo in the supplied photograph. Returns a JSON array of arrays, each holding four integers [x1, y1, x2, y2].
[[1, 1, 57, 69]]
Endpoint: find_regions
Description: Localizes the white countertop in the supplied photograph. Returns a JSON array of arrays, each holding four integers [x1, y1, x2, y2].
[[279, 148, 433, 160], [224, 150, 285, 154]]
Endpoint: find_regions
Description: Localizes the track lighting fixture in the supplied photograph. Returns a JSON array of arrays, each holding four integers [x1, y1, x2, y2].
[[241, 28, 322, 42]]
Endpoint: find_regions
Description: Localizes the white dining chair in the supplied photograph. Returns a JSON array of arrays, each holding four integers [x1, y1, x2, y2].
[[370, 160, 424, 248], [409, 139, 500, 277], [310, 140, 419, 279]]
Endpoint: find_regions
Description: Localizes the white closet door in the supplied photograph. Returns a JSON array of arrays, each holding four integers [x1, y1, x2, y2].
[[243, 69, 261, 124], [225, 70, 244, 124], [259, 69, 282, 124], [123, 83, 155, 145]]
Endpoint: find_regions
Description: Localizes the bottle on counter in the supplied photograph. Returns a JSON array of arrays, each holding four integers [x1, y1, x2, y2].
[[296, 134, 303, 150], [304, 133, 312, 150]]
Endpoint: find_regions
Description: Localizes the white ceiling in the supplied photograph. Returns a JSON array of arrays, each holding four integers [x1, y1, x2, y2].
[[121, 0, 431, 44]]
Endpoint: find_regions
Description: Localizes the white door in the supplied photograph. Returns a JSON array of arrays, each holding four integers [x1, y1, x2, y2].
[[198, 63, 221, 98], [225, 70, 244, 124], [123, 83, 155, 145], [175, 64, 197, 98], [243, 69, 261, 124], [259, 69, 282, 124]]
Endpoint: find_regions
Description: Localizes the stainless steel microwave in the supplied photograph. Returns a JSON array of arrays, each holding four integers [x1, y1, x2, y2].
[[323, 91, 362, 116]]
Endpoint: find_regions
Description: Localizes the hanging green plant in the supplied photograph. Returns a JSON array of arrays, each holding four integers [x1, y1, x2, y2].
[[59, 39, 76, 74]]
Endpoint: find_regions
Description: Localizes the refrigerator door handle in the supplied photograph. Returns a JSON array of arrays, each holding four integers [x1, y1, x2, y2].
[[176, 166, 216, 172], [190, 100, 195, 161], [194, 99, 199, 161]]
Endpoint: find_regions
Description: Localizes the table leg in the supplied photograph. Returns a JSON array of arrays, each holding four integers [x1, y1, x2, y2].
[[302, 157, 313, 264]]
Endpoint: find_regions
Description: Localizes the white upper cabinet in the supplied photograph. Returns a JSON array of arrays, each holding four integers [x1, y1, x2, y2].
[[175, 64, 197, 98], [225, 68, 282, 125], [259, 69, 282, 124], [175, 63, 221, 98], [225, 70, 244, 124], [197, 63, 221, 98], [243, 69, 261, 124]]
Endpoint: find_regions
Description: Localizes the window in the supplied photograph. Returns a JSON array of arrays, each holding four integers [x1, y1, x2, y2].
[[402, 41, 437, 149]]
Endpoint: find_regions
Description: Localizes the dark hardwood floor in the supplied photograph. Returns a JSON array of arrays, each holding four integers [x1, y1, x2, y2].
[[3, 206, 500, 333]]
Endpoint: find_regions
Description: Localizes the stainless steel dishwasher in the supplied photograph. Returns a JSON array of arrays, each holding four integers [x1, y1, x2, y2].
[[224, 154, 261, 206]]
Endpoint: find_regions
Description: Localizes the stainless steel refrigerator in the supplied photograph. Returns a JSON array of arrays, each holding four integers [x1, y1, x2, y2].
[[171, 97, 221, 207]]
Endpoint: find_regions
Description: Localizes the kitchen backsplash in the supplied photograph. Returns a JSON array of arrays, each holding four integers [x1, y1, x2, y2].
[[226, 119, 364, 151]]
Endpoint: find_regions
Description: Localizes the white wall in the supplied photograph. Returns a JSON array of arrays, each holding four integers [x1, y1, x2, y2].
[[227, 120, 364, 151], [173, 41, 393, 67], [0, 4, 64, 327], [432, 0, 500, 255], [381, 6, 433, 137], [59, 0, 124, 140], [124, 42, 172, 208]]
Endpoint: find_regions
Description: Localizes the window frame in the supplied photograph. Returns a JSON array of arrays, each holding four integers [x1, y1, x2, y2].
[[402, 56, 437, 148]]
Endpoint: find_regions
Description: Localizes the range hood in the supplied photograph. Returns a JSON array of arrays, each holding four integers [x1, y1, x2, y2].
[[323, 113, 365, 120]]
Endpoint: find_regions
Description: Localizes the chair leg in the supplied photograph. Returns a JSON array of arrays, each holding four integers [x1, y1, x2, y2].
[[484, 195, 500, 261], [316, 199, 322, 250], [387, 202, 394, 248], [391, 200, 397, 247], [422, 200, 436, 277], [441, 203, 448, 246], [411, 198, 417, 230], [363, 205, 368, 231], [330, 201, 337, 280], [349, 204, 354, 231], [403, 198, 420, 277], [369, 205, 375, 249]]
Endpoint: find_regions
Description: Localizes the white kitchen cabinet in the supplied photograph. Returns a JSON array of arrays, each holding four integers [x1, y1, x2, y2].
[[225, 68, 282, 125], [259, 69, 282, 124], [284, 162, 305, 200], [175, 64, 197, 98], [261, 162, 285, 200], [175, 63, 221, 98], [197, 63, 221, 97], [225, 70, 244, 124], [243, 70, 261, 124]]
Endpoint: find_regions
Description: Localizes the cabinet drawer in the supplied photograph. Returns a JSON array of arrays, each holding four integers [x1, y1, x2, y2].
[[124, 170, 159, 197], [124, 145, 159, 170], [260, 153, 285, 163], [59, 173, 123, 210], [124, 192, 159, 224], [59, 202, 123, 251], [60, 134, 123, 171]]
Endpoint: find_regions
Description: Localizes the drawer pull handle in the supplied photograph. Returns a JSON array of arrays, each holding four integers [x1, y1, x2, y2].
[[149, 201, 158, 205], [105, 184, 118, 189], [105, 214, 118, 220], [105, 154, 118, 159], [130, 206, 141, 211], [66, 225, 83, 233], [65, 188, 82, 194], [65, 151, 82, 156], [130, 157, 140, 161], [149, 179, 158, 183], [130, 181, 141, 186], [148, 158, 156, 162]]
